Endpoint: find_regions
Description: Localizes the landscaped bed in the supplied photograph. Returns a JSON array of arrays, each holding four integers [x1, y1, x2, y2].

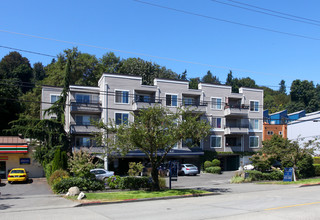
[[68, 189, 211, 203], [258, 177, 320, 185]]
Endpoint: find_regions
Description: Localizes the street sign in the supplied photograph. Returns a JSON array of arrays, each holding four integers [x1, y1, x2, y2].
[[283, 167, 293, 182], [169, 161, 179, 189]]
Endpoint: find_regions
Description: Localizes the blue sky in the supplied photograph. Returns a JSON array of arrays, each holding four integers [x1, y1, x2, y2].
[[1, 0, 320, 90]]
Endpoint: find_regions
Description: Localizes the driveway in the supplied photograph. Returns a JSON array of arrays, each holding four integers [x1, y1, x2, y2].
[[0, 178, 77, 212]]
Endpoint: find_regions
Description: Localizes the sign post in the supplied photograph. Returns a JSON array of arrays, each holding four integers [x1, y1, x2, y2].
[[168, 161, 178, 189], [283, 167, 293, 182]]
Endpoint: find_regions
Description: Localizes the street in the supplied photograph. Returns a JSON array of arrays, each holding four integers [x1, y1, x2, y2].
[[1, 174, 320, 219]]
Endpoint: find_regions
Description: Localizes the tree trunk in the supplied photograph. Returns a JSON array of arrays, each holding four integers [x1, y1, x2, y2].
[[151, 165, 160, 191]]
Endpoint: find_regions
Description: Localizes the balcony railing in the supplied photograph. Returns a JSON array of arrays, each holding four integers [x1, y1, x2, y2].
[[132, 98, 162, 110], [70, 100, 102, 113], [224, 104, 249, 116], [70, 123, 100, 134], [224, 125, 249, 135]]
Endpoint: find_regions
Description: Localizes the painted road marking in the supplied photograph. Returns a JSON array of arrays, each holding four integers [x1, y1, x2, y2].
[[265, 201, 320, 211]]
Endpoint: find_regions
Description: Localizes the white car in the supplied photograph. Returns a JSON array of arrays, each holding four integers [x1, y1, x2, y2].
[[243, 164, 254, 170], [179, 164, 199, 176], [90, 168, 114, 181]]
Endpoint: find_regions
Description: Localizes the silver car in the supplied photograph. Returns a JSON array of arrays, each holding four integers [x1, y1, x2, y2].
[[90, 168, 115, 181], [179, 164, 199, 176]]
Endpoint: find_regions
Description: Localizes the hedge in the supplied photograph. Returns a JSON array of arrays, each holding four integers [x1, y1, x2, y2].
[[52, 177, 105, 193], [314, 157, 320, 165], [314, 164, 320, 176], [205, 166, 221, 174], [245, 170, 283, 181]]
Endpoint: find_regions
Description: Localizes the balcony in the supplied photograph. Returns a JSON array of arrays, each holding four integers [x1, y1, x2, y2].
[[70, 123, 101, 134], [224, 104, 249, 117], [70, 101, 102, 113], [224, 125, 249, 135], [132, 98, 162, 110], [181, 100, 208, 112]]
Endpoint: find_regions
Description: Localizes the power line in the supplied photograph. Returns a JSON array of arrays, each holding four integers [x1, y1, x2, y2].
[[0, 45, 57, 58], [228, 0, 320, 24], [133, 0, 320, 41], [210, 0, 320, 27]]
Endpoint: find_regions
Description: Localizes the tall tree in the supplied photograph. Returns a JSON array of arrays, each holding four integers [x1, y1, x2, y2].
[[33, 62, 46, 82], [201, 70, 220, 84], [189, 77, 200, 89], [279, 80, 286, 94], [97, 106, 210, 190]]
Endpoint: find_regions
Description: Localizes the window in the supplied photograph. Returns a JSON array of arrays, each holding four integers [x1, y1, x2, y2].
[[75, 115, 99, 125], [166, 94, 178, 107], [210, 135, 222, 148], [267, 131, 274, 135], [250, 101, 259, 112], [249, 136, 259, 148], [115, 90, 129, 104], [211, 98, 222, 110], [279, 131, 283, 136], [115, 113, 129, 125], [75, 137, 95, 147], [75, 93, 99, 104], [212, 117, 222, 129], [51, 95, 60, 103], [183, 97, 194, 106], [249, 119, 259, 130]]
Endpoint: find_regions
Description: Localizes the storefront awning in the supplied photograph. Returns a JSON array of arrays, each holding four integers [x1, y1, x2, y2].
[[0, 145, 28, 153]]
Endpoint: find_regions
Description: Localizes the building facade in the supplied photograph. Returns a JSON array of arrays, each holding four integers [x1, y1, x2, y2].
[[41, 73, 264, 171]]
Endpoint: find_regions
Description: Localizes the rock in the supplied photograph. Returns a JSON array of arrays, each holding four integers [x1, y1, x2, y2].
[[68, 186, 80, 196], [65, 192, 70, 196], [77, 192, 86, 200]]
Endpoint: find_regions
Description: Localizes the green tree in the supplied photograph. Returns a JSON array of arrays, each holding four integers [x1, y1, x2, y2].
[[201, 70, 220, 84], [97, 106, 210, 190], [279, 80, 286, 94], [68, 150, 96, 178], [189, 77, 200, 89], [33, 62, 46, 82]]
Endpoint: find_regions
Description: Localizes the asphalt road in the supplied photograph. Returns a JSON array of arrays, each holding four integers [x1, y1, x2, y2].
[[1, 173, 320, 219]]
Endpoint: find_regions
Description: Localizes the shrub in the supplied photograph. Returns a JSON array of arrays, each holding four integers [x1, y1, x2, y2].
[[119, 176, 152, 190], [204, 161, 213, 169], [246, 170, 283, 181], [211, 159, 221, 167], [314, 164, 320, 176], [128, 162, 144, 176], [52, 149, 68, 173], [68, 150, 96, 178], [297, 154, 315, 179], [158, 177, 167, 189], [250, 153, 273, 172], [48, 169, 69, 186], [45, 162, 53, 180], [205, 166, 221, 174], [245, 170, 263, 181], [52, 177, 104, 193], [106, 175, 122, 189], [314, 157, 320, 164]]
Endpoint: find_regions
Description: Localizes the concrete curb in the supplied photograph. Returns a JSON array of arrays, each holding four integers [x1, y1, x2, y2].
[[299, 183, 320, 187], [74, 192, 216, 207]]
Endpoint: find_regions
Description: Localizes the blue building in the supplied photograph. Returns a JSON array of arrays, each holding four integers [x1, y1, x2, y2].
[[263, 109, 306, 124]]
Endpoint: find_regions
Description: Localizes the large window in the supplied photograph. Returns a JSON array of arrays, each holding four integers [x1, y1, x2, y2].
[[115, 113, 129, 125], [250, 101, 259, 112], [166, 94, 178, 107], [249, 136, 259, 148], [249, 119, 259, 130], [210, 135, 222, 148], [211, 98, 222, 110], [212, 117, 222, 129], [115, 90, 129, 104], [75, 93, 99, 104], [75, 115, 99, 125], [75, 137, 95, 147], [51, 94, 60, 103]]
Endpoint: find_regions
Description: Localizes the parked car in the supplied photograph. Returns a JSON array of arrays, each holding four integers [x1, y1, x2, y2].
[[90, 168, 114, 181], [7, 168, 28, 183], [178, 164, 199, 176]]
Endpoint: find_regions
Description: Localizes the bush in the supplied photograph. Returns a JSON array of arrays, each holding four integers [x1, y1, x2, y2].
[[246, 170, 283, 181], [205, 166, 221, 174], [68, 150, 96, 178], [128, 162, 144, 176], [45, 162, 53, 180], [212, 159, 221, 167], [106, 175, 122, 189], [297, 154, 315, 179], [48, 169, 69, 186], [52, 149, 68, 173], [158, 177, 167, 189], [52, 177, 105, 193], [204, 161, 213, 169], [314, 164, 320, 176], [119, 176, 152, 190], [314, 157, 320, 164]]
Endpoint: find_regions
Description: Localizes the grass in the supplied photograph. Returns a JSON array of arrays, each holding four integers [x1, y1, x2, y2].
[[69, 189, 210, 202], [258, 177, 320, 185]]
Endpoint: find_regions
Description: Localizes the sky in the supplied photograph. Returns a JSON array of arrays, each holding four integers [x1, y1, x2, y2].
[[1, 0, 320, 90]]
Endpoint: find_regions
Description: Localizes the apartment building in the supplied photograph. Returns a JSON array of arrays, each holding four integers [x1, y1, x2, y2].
[[41, 73, 263, 171]]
